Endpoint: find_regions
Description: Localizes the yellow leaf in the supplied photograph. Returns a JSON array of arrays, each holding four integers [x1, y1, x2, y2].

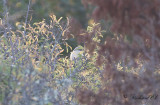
[[57, 17, 63, 23]]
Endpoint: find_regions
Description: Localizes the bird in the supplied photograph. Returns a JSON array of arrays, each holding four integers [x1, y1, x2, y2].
[[70, 46, 84, 61]]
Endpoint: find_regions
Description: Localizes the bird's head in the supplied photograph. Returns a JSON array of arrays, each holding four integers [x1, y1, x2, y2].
[[70, 46, 84, 61]]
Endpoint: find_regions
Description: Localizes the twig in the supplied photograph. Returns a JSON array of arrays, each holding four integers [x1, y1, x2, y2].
[[24, 0, 31, 36]]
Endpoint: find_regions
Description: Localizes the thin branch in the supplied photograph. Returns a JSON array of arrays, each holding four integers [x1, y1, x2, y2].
[[24, 0, 31, 36], [2, 0, 9, 37]]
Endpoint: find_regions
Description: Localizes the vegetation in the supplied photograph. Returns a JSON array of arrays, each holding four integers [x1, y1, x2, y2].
[[0, 0, 160, 105], [77, 0, 160, 105]]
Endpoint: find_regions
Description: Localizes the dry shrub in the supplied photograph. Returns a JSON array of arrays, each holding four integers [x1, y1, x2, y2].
[[76, 0, 160, 105]]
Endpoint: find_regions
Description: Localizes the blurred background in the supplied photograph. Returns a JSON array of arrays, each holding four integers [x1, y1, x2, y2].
[[0, 0, 91, 27]]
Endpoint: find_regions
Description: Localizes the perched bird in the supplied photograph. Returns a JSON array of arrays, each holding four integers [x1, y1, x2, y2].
[[70, 46, 84, 61]]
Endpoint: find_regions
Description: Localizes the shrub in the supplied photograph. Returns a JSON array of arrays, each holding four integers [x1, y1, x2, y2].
[[76, 0, 160, 105], [0, 15, 103, 105]]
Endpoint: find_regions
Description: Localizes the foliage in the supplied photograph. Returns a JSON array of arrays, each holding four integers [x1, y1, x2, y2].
[[0, 0, 94, 57], [76, 0, 160, 105], [0, 14, 103, 105], [1, 0, 160, 105]]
